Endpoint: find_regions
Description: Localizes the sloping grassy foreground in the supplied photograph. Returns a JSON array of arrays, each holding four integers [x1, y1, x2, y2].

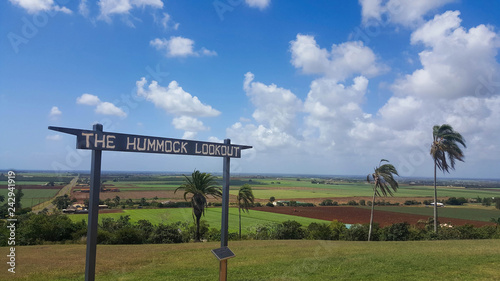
[[3, 239, 500, 280]]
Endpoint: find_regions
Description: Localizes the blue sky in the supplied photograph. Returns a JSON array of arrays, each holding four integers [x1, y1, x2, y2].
[[1, 0, 499, 178]]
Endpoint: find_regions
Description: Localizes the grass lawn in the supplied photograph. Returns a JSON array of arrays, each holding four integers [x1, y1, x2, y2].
[[3, 239, 500, 280], [67, 207, 328, 233], [360, 206, 500, 222]]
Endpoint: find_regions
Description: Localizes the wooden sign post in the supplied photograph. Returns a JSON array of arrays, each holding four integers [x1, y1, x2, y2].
[[49, 124, 251, 281]]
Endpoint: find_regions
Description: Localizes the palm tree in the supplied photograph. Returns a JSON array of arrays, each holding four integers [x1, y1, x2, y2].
[[237, 184, 255, 239], [430, 124, 466, 234], [367, 159, 399, 241], [490, 217, 500, 230], [175, 170, 222, 242]]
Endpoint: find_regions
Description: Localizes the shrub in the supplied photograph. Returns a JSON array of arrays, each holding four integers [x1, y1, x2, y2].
[[445, 197, 468, 206], [359, 199, 366, 206], [381, 222, 410, 241], [347, 200, 358, 206], [247, 223, 279, 240], [276, 220, 305, 240], [344, 224, 378, 241], [307, 223, 334, 240], [320, 199, 338, 206], [150, 223, 183, 244], [329, 220, 347, 240]]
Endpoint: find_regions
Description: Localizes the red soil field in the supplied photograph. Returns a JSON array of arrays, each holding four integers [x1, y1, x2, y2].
[[251, 206, 494, 227]]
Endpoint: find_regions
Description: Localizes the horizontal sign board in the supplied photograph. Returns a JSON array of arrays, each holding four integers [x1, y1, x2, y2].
[[211, 247, 235, 261], [48, 126, 251, 158]]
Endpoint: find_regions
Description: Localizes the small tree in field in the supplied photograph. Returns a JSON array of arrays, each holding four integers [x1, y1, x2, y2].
[[367, 159, 399, 241]]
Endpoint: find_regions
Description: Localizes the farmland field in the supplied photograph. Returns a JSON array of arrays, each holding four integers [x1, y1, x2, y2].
[[358, 205, 500, 222], [67, 207, 328, 233], [0, 188, 59, 208], [2, 239, 500, 280]]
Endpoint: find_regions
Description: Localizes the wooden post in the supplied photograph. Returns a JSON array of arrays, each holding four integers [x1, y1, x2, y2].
[[85, 124, 103, 281], [220, 139, 231, 281]]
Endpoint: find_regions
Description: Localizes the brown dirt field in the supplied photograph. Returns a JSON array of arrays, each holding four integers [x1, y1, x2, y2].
[[251, 206, 494, 227], [72, 190, 234, 204]]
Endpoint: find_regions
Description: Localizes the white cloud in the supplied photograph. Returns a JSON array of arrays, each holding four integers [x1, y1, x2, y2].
[[290, 34, 385, 81], [392, 11, 500, 100], [77, 93, 101, 105], [49, 106, 62, 117], [359, 0, 455, 27], [172, 116, 208, 132], [76, 93, 126, 117], [79, 0, 89, 17], [150, 37, 216, 58], [245, 0, 270, 10], [157, 12, 179, 30], [96, 102, 127, 117], [46, 135, 62, 141], [98, 0, 163, 21], [136, 77, 221, 117], [244, 72, 302, 134], [9, 0, 71, 14]]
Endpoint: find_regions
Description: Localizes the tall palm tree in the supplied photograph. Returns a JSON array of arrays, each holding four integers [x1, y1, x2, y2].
[[237, 184, 255, 239], [430, 124, 466, 234], [175, 170, 222, 242], [367, 159, 399, 241]]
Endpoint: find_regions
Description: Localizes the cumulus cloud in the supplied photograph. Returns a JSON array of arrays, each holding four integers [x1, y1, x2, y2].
[[77, 93, 101, 105], [359, 0, 454, 27], [172, 116, 208, 132], [98, 0, 163, 21], [290, 34, 385, 81], [76, 93, 126, 117], [9, 0, 71, 14], [245, 0, 270, 10], [150, 37, 217, 58], [49, 106, 62, 117], [392, 11, 500, 100], [244, 72, 302, 134], [136, 77, 221, 117]]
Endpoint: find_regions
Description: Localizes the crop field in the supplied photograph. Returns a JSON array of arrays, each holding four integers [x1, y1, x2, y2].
[[359, 205, 500, 222], [3, 239, 500, 280], [0, 188, 59, 208], [228, 183, 500, 200], [67, 207, 328, 233]]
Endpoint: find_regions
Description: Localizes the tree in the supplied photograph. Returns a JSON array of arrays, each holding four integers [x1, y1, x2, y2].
[[175, 170, 222, 242], [113, 196, 120, 206], [367, 159, 399, 241], [237, 184, 255, 239], [431, 124, 466, 234]]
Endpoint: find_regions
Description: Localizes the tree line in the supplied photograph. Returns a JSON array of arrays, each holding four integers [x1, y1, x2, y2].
[[1, 212, 499, 247]]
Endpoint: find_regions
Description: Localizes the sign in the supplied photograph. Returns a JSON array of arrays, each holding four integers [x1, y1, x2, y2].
[[49, 124, 251, 281], [211, 247, 235, 261], [48, 126, 251, 158]]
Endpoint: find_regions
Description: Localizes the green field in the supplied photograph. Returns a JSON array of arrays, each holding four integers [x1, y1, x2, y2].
[[3, 239, 499, 280], [360, 205, 500, 222], [67, 207, 328, 233], [0, 188, 59, 208], [228, 180, 500, 199]]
